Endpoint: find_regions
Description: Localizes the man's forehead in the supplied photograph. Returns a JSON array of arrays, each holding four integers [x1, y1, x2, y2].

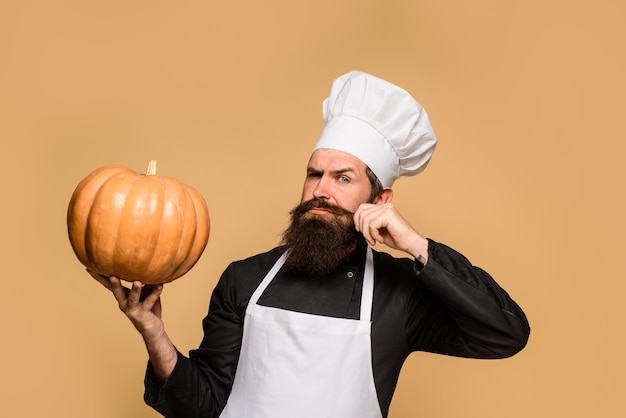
[[307, 148, 367, 172]]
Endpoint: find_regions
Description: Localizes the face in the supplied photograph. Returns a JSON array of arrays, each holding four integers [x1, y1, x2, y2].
[[281, 148, 388, 278], [302, 148, 373, 215]]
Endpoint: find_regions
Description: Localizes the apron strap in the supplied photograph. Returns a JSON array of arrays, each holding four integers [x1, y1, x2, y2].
[[360, 246, 374, 323], [249, 251, 289, 304]]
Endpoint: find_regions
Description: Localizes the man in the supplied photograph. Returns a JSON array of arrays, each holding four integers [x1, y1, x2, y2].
[[91, 71, 530, 418]]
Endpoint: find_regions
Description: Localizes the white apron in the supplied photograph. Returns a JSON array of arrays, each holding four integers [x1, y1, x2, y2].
[[219, 247, 383, 418]]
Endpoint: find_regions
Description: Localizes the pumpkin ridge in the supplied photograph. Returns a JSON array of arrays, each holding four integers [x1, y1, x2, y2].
[[126, 174, 195, 284], [113, 172, 155, 281], [164, 185, 193, 282], [168, 184, 210, 281], [83, 168, 131, 275], [135, 174, 167, 282], [152, 175, 171, 283], [162, 177, 196, 283], [166, 185, 198, 282], [68, 165, 127, 272]]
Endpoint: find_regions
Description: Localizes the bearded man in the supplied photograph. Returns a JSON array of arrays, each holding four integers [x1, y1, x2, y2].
[[90, 71, 530, 418]]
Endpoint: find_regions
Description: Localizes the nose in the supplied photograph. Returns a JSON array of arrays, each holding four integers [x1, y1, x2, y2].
[[312, 177, 329, 200]]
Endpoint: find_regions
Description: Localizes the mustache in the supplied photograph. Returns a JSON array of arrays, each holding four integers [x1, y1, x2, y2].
[[290, 199, 355, 217]]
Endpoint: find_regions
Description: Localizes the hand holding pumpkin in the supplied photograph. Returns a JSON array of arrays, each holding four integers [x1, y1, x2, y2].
[[88, 270, 164, 335], [67, 161, 210, 284], [88, 269, 179, 381]]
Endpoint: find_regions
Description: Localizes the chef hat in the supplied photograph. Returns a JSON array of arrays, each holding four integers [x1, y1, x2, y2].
[[313, 70, 437, 187]]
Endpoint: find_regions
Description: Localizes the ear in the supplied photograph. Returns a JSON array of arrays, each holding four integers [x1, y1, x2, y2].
[[374, 188, 394, 205]]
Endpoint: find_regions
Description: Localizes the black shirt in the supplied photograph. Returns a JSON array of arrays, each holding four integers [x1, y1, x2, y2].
[[144, 239, 530, 418]]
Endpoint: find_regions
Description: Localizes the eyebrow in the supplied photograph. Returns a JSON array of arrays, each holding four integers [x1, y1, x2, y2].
[[307, 166, 358, 176]]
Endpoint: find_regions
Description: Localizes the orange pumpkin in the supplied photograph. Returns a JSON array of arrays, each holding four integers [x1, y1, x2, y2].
[[67, 160, 210, 284]]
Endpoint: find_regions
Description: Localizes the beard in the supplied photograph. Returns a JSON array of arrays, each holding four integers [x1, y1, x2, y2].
[[280, 199, 364, 279]]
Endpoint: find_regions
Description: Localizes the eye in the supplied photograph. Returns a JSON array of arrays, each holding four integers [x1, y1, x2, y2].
[[338, 175, 350, 183]]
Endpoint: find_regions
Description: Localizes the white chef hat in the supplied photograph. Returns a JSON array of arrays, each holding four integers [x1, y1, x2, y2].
[[313, 70, 437, 187]]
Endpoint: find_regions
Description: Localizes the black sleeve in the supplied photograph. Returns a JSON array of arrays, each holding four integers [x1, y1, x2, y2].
[[407, 239, 530, 359], [143, 349, 221, 418]]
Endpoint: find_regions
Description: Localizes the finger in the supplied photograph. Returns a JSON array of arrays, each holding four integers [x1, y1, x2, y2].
[[353, 209, 363, 233], [126, 281, 143, 307], [356, 220, 373, 242], [141, 284, 164, 310], [359, 216, 379, 247], [353, 203, 376, 232], [153, 297, 163, 318], [353, 204, 372, 233], [366, 217, 386, 245], [87, 269, 113, 291], [355, 205, 384, 246], [109, 276, 131, 304]]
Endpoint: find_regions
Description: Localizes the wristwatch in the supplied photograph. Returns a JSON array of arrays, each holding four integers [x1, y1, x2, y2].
[[413, 254, 427, 275]]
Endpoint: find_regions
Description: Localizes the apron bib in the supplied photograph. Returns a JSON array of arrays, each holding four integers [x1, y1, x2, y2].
[[219, 246, 383, 418]]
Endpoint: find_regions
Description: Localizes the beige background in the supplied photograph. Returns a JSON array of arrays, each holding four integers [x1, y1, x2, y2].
[[1, 0, 624, 417]]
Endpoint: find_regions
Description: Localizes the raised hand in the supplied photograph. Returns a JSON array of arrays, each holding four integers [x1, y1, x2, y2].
[[353, 202, 429, 261]]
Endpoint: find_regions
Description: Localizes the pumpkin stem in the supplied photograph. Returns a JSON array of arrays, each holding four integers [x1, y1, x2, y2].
[[146, 160, 157, 176]]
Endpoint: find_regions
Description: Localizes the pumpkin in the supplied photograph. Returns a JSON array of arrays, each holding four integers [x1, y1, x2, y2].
[[67, 160, 210, 284]]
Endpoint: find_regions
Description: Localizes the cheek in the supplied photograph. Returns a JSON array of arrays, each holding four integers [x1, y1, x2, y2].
[[301, 184, 314, 201], [341, 191, 371, 213], [301, 186, 321, 203]]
